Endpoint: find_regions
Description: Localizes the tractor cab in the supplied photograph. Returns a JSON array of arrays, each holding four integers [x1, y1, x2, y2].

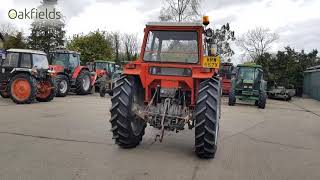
[[110, 16, 223, 158], [228, 64, 267, 108], [89, 60, 122, 97], [49, 50, 81, 74]]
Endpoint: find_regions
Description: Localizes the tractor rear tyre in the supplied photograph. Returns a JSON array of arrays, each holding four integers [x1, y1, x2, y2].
[[110, 75, 146, 148], [0, 90, 10, 98], [258, 92, 267, 109], [55, 74, 70, 97], [195, 77, 221, 158], [36, 78, 56, 102], [9, 73, 37, 104], [75, 70, 91, 95], [228, 89, 236, 106]]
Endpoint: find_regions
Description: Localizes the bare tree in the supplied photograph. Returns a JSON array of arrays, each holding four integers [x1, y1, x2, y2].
[[121, 33, 139, 62], [237, 27, 279, 60], [111, 32, 121, 65], [159, 0, 202, 22], [0, 23, 18, 37]]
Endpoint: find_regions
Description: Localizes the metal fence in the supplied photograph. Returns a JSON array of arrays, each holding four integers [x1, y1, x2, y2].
[[304, 66, 320, 100]]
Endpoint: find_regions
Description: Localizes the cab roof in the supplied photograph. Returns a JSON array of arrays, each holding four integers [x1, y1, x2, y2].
[[50, 49, 80, 55], [95, 60, 115, 64], [237, 63, 262, 68], [7, 49, 46, 55], [147, 22, 203, 27]]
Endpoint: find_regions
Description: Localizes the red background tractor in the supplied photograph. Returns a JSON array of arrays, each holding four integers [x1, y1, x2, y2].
[[49, 50, 95, 97], [219, 62, 234, 94], [110, 17, 222, 158]]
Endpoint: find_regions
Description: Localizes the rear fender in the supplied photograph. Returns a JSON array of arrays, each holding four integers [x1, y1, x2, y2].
[[56, 72, 70, 80], [10, 68, 32, 75], [8, 70, 32, 86], [72, 66, 95, 85], [123, 62, 146, 87], [72, 66, 89, 79]]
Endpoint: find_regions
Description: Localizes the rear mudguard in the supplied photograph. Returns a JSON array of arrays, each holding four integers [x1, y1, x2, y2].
[[72, 66, 96, 86]]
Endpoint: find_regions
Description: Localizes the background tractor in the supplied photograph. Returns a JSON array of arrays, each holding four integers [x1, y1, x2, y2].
[[49, 50, 95, 97], [219, 62, 234, 94], [228, 64, 267, 108], [110, 17, 222, 158], [87, 60, 122, 97], [0, 49, 56, 104]]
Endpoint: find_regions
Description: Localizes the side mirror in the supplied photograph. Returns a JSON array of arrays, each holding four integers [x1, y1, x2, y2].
[[73, 54, 77, 57]]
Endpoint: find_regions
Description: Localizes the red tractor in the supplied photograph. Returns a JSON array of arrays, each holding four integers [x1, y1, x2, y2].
[[110, 17, 222, 158], [219, 62, 234, 94], [49, 50, 95, 97]]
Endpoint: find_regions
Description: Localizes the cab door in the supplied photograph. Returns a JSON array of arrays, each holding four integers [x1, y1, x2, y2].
[[69, 53, 80, 75], [0, 52, 20, 91]]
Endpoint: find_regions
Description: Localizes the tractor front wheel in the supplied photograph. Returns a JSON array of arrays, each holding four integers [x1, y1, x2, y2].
[[0, 90, 10, 98], [75, 70, 91, 95], [55, 75, 70, 97], [258, 92, 267, 109], [228, 89, 236, 106], [9, 73, 37, 104], [36, 78, 56, 102], [99, 86, 106, 97], [110, 75, 146, 148], [195, 77, 221, 158]]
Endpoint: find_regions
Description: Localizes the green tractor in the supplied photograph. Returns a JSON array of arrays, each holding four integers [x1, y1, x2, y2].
[[228, 64, 267, 109]]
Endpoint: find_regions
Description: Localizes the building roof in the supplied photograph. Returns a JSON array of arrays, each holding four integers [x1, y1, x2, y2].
[[7, 49, 46, 55], [147, 22, 203, 27], [305, 65, 320, 73]]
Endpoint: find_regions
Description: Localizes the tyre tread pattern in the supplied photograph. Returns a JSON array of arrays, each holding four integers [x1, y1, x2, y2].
[[75, 70, 91, 95], [110, 75, 145, 148], [195, 77, 221, 158]]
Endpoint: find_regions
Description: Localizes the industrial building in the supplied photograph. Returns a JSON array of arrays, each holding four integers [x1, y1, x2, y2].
[[304, 65, 320, 100]]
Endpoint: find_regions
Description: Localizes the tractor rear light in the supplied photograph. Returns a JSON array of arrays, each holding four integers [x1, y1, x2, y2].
[[200, 68, 211, 73], [127, 64, 136, 69]]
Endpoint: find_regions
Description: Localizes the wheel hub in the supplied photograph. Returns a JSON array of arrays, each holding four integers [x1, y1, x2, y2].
[[82, 76, 90, 91], [59, 80, 68, 93], [12, 79, 31, 101]]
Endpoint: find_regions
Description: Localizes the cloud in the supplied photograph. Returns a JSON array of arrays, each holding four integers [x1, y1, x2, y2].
[[277, 18, 320, 51], [57, 0, 95, 22], [65, 1, 147, 36], [203, 0, 263, 9]]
